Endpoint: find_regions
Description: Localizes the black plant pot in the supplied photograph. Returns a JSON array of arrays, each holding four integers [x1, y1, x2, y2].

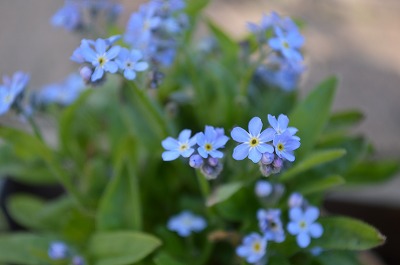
[[0, 177, 64, 231]]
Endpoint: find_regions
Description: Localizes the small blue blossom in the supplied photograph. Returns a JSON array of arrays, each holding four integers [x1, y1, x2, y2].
[[287, 206, 323, 248], [189, 154, 204, 168], [236, 233, 267, 264], [255, 180, 272, 197], [197, 126, 229, 159], [268, 27, 304, 63], [260, 152, 275, 165], [117, 48, 149, 80], [231, 117, 275, 163], [167, 211, 206, 237], [48, 241, 69, 260], [247, 11, 280, 41], [257, 209, 285, 243], [273, 131, 301, 162], [34, 73, 86, 106], [0, 71, 30, 115], [267, 114, 299, 137], [72, 256, 85, 265], [51, 4, 81, 31], [288, 192, 304, 208], [162, 129, 197, 161]]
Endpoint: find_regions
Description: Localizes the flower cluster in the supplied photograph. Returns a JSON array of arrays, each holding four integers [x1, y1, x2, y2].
[[48, 241, 85, 265], [248, 12, 305, 91], [162, 126, 229, 179], [237, 192, 323, 264], [124, 0, 188, 68], [167, 211, 207, 237], [71, 36, 148, 84], [231, 114, 300, 177], [51, 0, 122, 32]]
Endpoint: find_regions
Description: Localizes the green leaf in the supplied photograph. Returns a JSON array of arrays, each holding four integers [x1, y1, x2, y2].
[[206, 20, 239, 58], [206, 181, 244, 207], [313, 217, 385, 250], [186, 0, 209, 16], [325, 110, 364, 132], [280, 149, 346, 182], [89, 231, 161, 265], [345, 160, 400, 184], [0, 233, 54, 265], [315, 251, 362, 265], [7, 195, 45, 230], [289, 77, 337, 159], [297, 175, 345, 195], [153, 252, 185, 265], [97, 136, 141, 231]]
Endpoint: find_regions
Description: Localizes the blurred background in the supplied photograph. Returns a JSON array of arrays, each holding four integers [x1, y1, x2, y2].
[[0, 0, 399, 264]]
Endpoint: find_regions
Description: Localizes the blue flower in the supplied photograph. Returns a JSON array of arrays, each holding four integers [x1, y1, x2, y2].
[[231, 117, 274, 163], [196, 126, 229, 159], [51, 4, 81, 31], [117, 48, 148, 80], [255, 180, 272, 197], [162, 129, 197, 161], [189, 154, 204, 168], [267, 114, 298, 136], [74, 38, 121, 82], [34, 73, 86, 106], [273, 131, 300, 162], [268, 27, 304, 63], [236, 233, 267, 264], [287, 206, 323, 248], [48, 241, 69, 260], [0, 71, 30, 115], [288, 192, 304, 208], [257, 209, 285, 243], [167, 211, 206, 237], [72, 256, 85, 265]]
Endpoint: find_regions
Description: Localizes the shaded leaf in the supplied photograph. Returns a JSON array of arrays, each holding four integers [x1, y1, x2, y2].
[[207, 181, 244, 207], [345, 160, 400, 184], [297, 175, 345, 195]]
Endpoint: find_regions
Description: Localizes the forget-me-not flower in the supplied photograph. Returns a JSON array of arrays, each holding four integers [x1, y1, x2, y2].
[[273, 131, 300, 162], [48, 241, 69, 260], [268, 27, 304, 63], [51, 4, 81, 31], [196, 126, 229, 159], [236, 233, 267, 264], [162, 129, 197, 161], [167, 211, 206, 237], [231, 117, 274, 163], [257, 209, 285, 243], [117, 48, 149, 80], [0, 71, 30, 115], [268, 114, 299, 137], [255, 180, 273, 198], [287, 206, 323, 248]]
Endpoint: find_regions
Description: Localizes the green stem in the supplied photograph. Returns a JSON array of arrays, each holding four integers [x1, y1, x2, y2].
[[26, 114, 43, 142], [195, 169, 210, 201], [128, 160, 142, 230]]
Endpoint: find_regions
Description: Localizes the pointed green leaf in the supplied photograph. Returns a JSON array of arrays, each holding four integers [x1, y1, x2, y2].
[[297, 175, 345, 195], [280, 149, 346, 182], [325, 110, 364, 132], [345, 160, 400, 184], [289, 77, 337, 159], [153, 252, 185, 265], [207, 181, 244, 207], [0, 233, 54, 265], [97, 136, 141, 231], [315, 251, 362, 265], [89, 231, 161, 265], [7, 195, 45, 230], [313, 217, 385, 250]]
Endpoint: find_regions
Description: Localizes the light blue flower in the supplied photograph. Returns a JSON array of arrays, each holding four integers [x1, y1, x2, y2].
[[51, 4, 81, 31], [72, 256, 85, 265], [167, 211, 206, 237], [196, 126, 229, 159], [189, 154, 203, 168], [268, 27, 304, 63], [236, 233, 267, 264], [162, 129, 197, 161], [257, 209, 285, 243], [78, 38, 121, 82], [117, 48, 148, 80], [288, 192, 304, 208], [0, 71, 30, 115], [273, 131, 300, 162], [231, 117, 275, 163], [255, 180, 272, 197], [287, 206, 323, 248], [267, 114, 298, 137], [48, 241, 68, 260]]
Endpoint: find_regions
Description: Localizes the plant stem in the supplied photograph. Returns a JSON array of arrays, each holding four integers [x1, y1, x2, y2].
[[26, 114, 43, 142]]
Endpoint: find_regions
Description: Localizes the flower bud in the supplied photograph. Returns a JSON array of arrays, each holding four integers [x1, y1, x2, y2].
[[255, 180, 272, 197], [189, 154, 203, 168], [261, 152, 275, 165]]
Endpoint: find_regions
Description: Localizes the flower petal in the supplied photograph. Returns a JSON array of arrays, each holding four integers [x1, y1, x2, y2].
[[259, 128, 275, 142], [297, 232, 311, 248], [248, 148, 262, 163], [178, 129, 191, 142], [162, 150, 180, 161], [162, 137, 179, 150], [231, 127, 249, 143], [233, 144, 250, 160], [248, 117, 263, 136], [305, 207, 320, 222]]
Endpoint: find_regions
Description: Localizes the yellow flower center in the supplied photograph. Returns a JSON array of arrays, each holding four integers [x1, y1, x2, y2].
[[252, 241, 261, 252], [249, 137, 259, 147], [299, 221, 307, 229], [277, 143, 284, 151], [282, 41, 290, 49], [205, 143, 213, 151], [179, 143, 188, 151], [97, 55, 107, 67], [4, 94, 13, 103]]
